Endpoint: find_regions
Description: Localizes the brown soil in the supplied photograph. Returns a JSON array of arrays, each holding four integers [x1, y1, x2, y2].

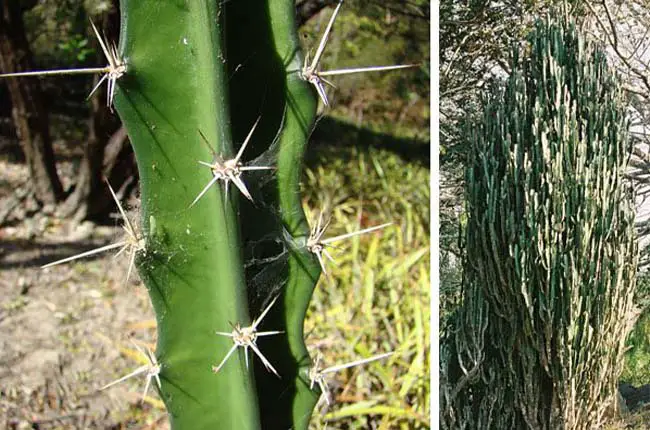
[[0, 159, 167, 429]]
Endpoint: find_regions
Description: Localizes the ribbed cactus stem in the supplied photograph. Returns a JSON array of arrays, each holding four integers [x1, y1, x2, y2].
[[111, 0, 321, 428]]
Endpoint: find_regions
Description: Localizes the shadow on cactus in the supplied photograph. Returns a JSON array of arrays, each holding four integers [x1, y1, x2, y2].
[[441, 15, 638, 430]]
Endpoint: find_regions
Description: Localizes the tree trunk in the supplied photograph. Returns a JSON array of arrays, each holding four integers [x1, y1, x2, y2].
[[0, 0, 63, 206], [58, 7, 123, 221], [57, 74, 111, 220], [296, 0, 338, 27]]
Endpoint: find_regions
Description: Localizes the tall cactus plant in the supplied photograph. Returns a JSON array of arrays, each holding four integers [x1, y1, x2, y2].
[[442, 17, 638, 429], [1, 0, 415, 428]]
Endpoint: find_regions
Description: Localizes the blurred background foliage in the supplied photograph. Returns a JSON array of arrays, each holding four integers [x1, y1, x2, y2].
[[299, 0, 429, 140]]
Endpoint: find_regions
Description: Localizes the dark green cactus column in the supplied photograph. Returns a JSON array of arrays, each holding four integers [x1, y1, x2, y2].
[[113, 0, 320, 428], [442, 18, 638, 429]]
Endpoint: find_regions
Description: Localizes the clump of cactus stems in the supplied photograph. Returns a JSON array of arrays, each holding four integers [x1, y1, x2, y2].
[[1, 1, 416, 428], [441, 17, 638, 430]]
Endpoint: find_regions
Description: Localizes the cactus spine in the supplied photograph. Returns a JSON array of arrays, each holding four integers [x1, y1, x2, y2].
[[442, 18, 638, 429]]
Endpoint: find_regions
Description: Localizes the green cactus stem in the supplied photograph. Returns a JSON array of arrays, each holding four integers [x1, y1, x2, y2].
[[112, 0, 320, 428]]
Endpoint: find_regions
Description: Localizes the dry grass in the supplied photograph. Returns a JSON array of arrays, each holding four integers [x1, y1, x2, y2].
[[302, 144, 430, 429]]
